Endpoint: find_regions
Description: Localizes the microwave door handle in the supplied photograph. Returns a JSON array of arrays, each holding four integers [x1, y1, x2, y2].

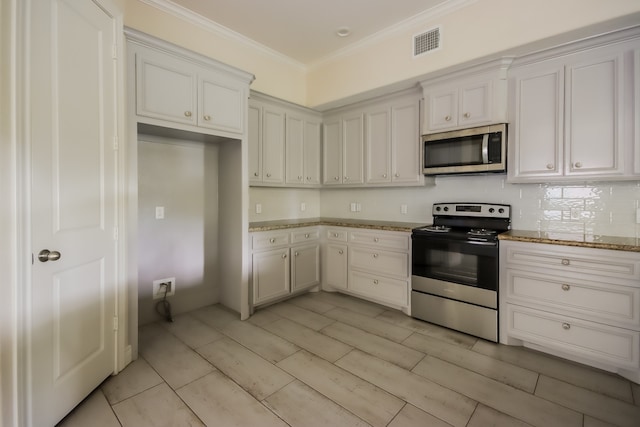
[[481, 133, 489, 164]]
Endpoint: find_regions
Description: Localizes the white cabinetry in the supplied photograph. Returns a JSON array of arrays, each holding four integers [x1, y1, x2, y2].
[[508, 31, 640, 182], [324, 228, 349, 291], [421, 59, 511, 134], [249, 93, 321, 187], [500, 240, 640, 382], [133, 43, 247, 136], [251, 227, 320, 306], [323, 112, 365, 185]]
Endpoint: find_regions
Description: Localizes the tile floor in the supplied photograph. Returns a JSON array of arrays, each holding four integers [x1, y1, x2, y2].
[[58, 291, 640, 427]]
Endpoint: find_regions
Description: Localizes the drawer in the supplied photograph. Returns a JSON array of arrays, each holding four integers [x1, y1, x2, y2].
[[505, 304, 640, 368], [291, 227, 320, 244], [505, 269, 640, 328], [349, 247, 408, 277], [349, 230, 409, 250], [326, 228, 348, 242], [502, 241, 640, 282], [252, 231, 290, 250], [349, 270, 408, 307]]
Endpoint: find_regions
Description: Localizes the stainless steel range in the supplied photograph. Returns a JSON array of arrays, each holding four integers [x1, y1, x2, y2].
[[411, 202, 511, 342]]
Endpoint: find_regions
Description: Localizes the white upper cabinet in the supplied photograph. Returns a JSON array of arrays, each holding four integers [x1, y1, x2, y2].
[[285, 112, 321, 185], [421, 59, 511, 133], [508, 30, 639, 182], [323, 112, 365, 185], [132, 40, 251, 137]]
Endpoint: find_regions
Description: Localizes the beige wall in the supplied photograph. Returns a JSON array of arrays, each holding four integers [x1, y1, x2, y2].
[[123, 0, 640, 107]]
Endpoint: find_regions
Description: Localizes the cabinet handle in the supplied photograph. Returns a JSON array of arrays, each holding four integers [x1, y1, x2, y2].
[[574, 162, 583, 168], [306, 176, 311, 181], [373, 253, 379, 258], [561, 284, 570, 291], [305, 233, 310, 238], [184, 111, 192, 117], [253, 172, 259, 177], [374, 237, 379, 243], [334, 176, 340, 181], [445, 115, 451, 122], [373, 279, 379, 285], [382, 173, 387, 178], [269, 238, 276, 243], [561, 259, 570, 266], [344, 176, 349, 181], [546, 163, 554, 170], [294, 252, 299, 257], [266, 173, 272, 177], [282, 253, 287, 259], [298, 175, 303, 180], [338, 250, 344, 255], [463, 112, 470, 118], [333, 233, 339, 237], [562, 323, 571, 330], [203, 114, 211, 121], [394, 173, 400, 178]]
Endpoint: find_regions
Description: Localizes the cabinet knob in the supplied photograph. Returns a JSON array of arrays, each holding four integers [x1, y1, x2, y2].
[[382, 173, 387, 178], [298, 175, 303, 180], [574, 162, 583, 168], [562, 323, 571, 330], [304, 233, 309, 238], [546, 163, 554, 170], [374, 237, 379, 243], [373, 279, 379, 285], [306, 176, 311, 181], [463, 112, 470, 118], [561, 284, 570, 291], [445, 115, 451, 122], [253, 172, 259, 177], [334, 176, 340, 181], [282, 253, 287, 259], [561, 259, 570, 266], [269, 238, 276, 243], [338, 250, 343, 255], [266, 173, 272, 177], [394, 173, 400, 178], [203, 114, 211, 121], [333, 233, 339, 237], [373, 253, 379, 258], [184, 111, 192, 117], [344, 176, 349, 181], [294, 252, 299, 257]]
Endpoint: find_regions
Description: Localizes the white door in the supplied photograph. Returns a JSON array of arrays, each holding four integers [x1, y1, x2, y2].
[[29, 0, 119, 425]]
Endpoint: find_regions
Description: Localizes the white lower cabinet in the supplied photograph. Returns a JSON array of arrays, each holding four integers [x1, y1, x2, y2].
[[500, 239, 640, 382], [323, 227, 410, 311], [251, 227, 319, 306]]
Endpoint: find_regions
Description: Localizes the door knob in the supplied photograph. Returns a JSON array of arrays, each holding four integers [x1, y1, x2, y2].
[[38, 249, 61, 262]]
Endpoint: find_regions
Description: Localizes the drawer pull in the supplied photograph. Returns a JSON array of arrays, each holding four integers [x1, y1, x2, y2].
[[184, 111, 192, 117], [374, 237, 379, 243], [333, 233, 339, 237], [269, 238, 276, 243], [561, 284, 570, 291], [282, 254, 287, 259], [373, 280, 379, 285], [305, 233, 310, 238], [294, 252, 299, 257], [203, 114, 211, 121], [561, 259, 570, 266], [562, 323, 571, 330], [373, 253, 379, 258], [338, 250, 344, 255]]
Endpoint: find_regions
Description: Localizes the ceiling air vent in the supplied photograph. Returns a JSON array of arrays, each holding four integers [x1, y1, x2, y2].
[[413, 26, 441, 57]]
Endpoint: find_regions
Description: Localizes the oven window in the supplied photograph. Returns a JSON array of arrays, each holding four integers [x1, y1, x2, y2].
[[412, 237, 498, 290]]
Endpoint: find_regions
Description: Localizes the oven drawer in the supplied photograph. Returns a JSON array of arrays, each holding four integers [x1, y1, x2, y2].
[[349, 270, 408, 307], [506, 269, 640, 328], [349, 230, 409, 250], [350, 247, 408, 277], [505, 304, 640, 368]]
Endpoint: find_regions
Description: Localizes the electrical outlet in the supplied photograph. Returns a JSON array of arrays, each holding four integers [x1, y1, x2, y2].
[[300, 202, 306, 212], [152, 277, 175, 300], [401, 204, 408, 214], [155, 206, 165, 219], [350, 202, 357, 212], [255, 203, 262, 214]]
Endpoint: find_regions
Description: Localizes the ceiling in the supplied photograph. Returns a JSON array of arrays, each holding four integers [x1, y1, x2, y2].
[[169, 0, 452, 65]]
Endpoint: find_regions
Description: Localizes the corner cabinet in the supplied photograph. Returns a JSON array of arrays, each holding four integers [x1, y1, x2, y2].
[[500, 240, 640, 383], [322, 112, 365, 186], [131, 40, 250, 138], [508, 30, 640, 182], [249, 93, 321, 187]]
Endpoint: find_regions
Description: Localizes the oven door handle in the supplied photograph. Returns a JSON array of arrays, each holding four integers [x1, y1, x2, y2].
[[467, 239, 497, 246], [481, 133, 489, 164]]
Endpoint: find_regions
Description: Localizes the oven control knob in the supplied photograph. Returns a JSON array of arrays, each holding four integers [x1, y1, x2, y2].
[[435, 206, 441, 212], [498, 208, 505, 214], [489, 208, 495, 213], [443, 207, 449, 212]]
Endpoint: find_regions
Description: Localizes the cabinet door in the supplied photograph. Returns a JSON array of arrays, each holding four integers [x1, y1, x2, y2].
[[326, 244, 348, 290], [248, 103, 262, 183], [304, 119, 322, 185], [136, 50, 197, 125], [342, 113, 365, 184], [285, 114, 305, 185], [252, 248, 290, 304], [262, 106, 285, 184], [323, 119, 342, 185], [199, 73, 244, 134], [428, 87, 458, 130], [292, 244, 320, 291], [565, 51, 624, 177], [459, 80, 492, 126], [365, 107, 392, 184], [391, 100, 422, 184], [509, 64, 564, 180]]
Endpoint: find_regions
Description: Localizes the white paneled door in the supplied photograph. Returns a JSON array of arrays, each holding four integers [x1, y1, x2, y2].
[[28, 0, 120, 425]]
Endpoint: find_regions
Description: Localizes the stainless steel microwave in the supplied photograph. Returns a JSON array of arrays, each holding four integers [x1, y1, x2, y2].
[[422, 123, 507, 175]]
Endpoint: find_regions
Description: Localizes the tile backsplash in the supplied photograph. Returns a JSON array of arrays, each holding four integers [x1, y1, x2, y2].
[[250, 176, 640, 238]]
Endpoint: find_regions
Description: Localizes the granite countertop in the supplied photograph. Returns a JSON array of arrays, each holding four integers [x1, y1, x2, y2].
[[249, 217, 426, 233], [499, 229, 640, 253]]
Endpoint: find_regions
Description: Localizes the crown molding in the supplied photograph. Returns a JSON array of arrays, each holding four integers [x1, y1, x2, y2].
[[137, 0, 308, 71], [307, 0, 477, 69]]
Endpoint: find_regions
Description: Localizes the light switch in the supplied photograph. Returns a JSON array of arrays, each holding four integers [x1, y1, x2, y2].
[[155, 206, 164, 219]]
